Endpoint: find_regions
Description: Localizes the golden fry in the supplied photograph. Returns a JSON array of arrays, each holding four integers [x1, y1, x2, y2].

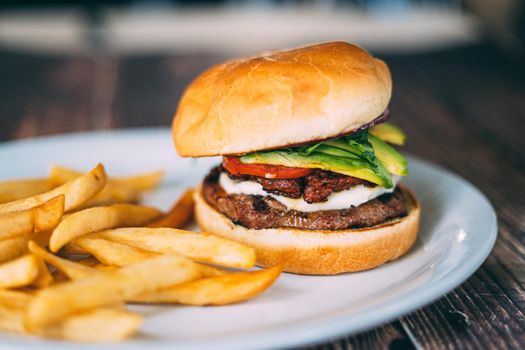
[[0, 254, 39, 289], [0, 290, 31, 309], [31, 256, 54, 288], [28, 241, 97, 280], [25, 254, 201, 329], [74, 237, 158, 266], [0, 164, 107, 214], [74, 236, 225, 276], [132, 266, 282, 306], [148, 188, 194, 228], [49, 204, 162, 252], [0, 236, 28, 264], [92, 227, 256, 268], [35, 308, 142, 342], [0, 304, 25, 333], [93, 264, 118, 272], [0, 303, 141, 342], [0, 179, 54, 204], [82, 184, 142, 208], [49, 165, 164, 191], [61, 241, 88, 256], [0, 195, 64, 240]]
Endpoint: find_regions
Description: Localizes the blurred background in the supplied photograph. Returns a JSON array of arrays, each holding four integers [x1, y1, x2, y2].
[[0, 0, 524, 142]]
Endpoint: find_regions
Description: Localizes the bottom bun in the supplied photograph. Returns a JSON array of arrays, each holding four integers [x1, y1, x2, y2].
[[194, 184, 420, 275]]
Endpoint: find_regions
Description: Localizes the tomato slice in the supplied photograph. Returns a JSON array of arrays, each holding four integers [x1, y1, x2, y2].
[[223, 156, 313, 179]]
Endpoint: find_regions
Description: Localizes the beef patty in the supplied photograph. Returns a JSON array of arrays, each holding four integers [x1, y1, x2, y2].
[[202, 167, 408, 230]]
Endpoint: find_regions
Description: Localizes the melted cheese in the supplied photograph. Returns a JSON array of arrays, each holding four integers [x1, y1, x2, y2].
[[219, 172, 399, 212]]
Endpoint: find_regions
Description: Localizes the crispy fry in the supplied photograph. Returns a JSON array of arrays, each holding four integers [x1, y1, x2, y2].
[[28, 241, 97, 280], [92, 227, 256, 268], [31, 256, 54, 288], [82, 184, 142, 208], [148, 188, 194, 228], [132, 266, 282, 306], [0, 254, 39, 289], [196, 264, 229, 278], [0, 164, 107, 214], [0, 228, 52, 264], [25, 254, 201, 329], [74, 236, 225, 277], [0, 195, 64, 240], [35, 308, 142, 342], [74, 237, 158, 266], [49, 204, 162, 252], [0, 304, 25, 333], [61, 241, 88, 256], [49, 165, 164, 191], [0, 236, 28, 263], [0, 290, 31, 309], [93, 264, 118, 272], [74, 257, 100, 268], [0, 303, 141, 342], [0, 179, 54, 204]]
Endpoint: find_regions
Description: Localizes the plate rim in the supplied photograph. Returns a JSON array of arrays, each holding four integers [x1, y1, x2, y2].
[[0, 128, 498, 350]]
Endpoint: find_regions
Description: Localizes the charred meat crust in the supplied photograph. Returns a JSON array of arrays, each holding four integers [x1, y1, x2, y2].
[[202, 168, 408, 231], [222, 166, 374, 204]]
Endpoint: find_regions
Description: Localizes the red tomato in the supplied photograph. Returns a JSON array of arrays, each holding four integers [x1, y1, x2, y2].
[[222, 156, 313, 179]]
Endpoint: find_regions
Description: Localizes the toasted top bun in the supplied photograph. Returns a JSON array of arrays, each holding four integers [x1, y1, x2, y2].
[[172, 41, 392, 157]]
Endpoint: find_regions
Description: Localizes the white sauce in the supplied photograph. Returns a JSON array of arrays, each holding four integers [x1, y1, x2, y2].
[[219, 172, 400, 212]]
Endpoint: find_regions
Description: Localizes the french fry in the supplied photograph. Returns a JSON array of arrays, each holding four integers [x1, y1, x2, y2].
[[91, 227, 256, 268], [31, 256, 54, 288], [35, 308, 142, 342], [74, 237, 158, 266], [49, 204, 162, 252], [61, 241, 88, 256], [49, 165, 164, 191], [75, 257, 101, 268], [195, 264, 228, 278], [132, 266, 282, 306], [0, 290, 31, 309], [0, 236, 28, 263], [0, 164, 107, 214], [0, 303, 141, 342], [0, 195, 64, 240], [25, 254, 201, 329], [0, 179, 54, 204], [148, 188, 194, 228], [0, 229, 51, 264], [74, 236, 225, 277], [0, 254, 39, 289], [93, 264, 118, 272], [82, 184, 142, 208], [0, 304, 25, 333], [28, 241, 97, 280]]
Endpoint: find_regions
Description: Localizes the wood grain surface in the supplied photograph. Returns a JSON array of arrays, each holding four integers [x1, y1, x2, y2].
[[0, 42, 524, 349]]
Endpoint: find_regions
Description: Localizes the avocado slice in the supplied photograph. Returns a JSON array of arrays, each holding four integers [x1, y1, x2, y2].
[[240, 150, 393, 188], [370, 122, 406, 145], [368, 134, 408, 176]]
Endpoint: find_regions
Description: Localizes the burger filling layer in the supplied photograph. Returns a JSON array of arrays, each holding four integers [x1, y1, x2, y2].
[[202, 167, 408, 230], [201, 122, 410, 230]]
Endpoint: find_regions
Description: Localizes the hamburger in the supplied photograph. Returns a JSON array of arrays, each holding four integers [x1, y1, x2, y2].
[[172, 41, 420, 275]]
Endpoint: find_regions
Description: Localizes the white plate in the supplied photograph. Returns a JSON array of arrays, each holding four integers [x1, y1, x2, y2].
[[0, 128, 497, 350]]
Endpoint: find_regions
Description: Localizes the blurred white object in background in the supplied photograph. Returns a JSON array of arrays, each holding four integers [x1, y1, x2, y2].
[[0, 4, 481, 55]]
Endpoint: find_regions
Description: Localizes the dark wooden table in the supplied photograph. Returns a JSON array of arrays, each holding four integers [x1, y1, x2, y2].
[[1, 41, 524, 349]]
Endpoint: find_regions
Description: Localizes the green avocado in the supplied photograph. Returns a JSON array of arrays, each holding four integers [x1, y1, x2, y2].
[[368, 134, 408, 176], [370, 122, 406, 145], [240, 150, 393, 188]]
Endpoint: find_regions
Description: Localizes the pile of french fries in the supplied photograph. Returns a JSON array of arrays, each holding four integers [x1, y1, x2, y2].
[[0, 164, 281, 342]]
